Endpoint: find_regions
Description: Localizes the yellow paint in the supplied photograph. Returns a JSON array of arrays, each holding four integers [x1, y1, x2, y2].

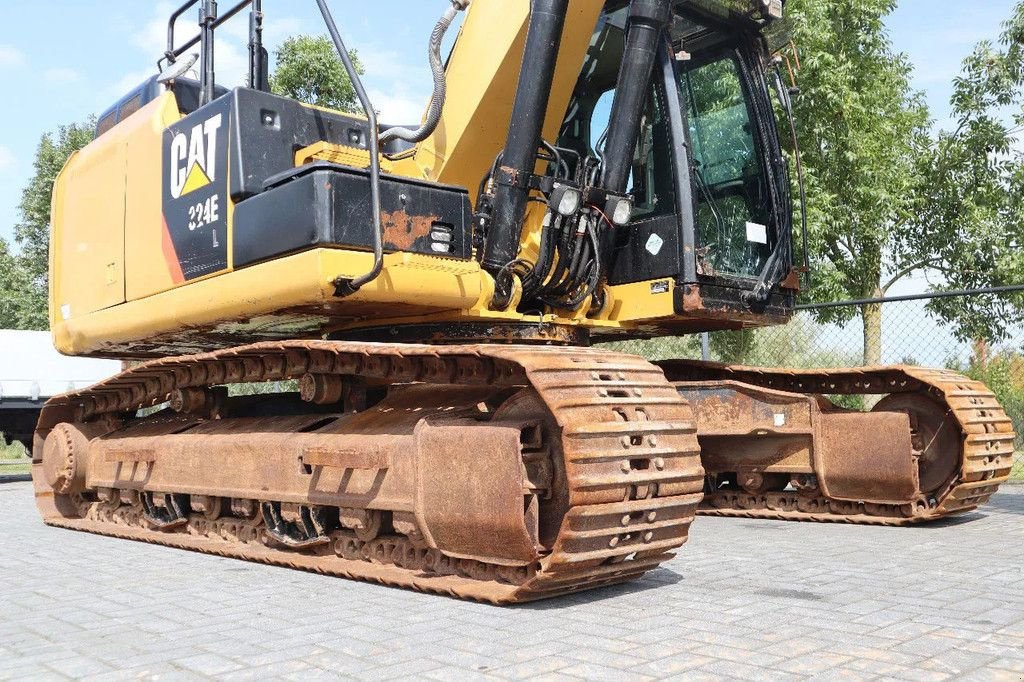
[[52, 249, 489, 355], [603, 279, 678, 322], [51, 95, 184, 327], [391, 0, 604, 197], [295, 141, 395, 173]]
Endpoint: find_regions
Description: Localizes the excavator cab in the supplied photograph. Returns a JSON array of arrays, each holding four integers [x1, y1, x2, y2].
[[558, 1, 794, 327]]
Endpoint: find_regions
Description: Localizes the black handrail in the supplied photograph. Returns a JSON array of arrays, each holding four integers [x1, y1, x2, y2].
[[160, 0, 265, 103], [165, 0, 201, 63], [315, 0, 385, 296], [161, 0, 253, 67]]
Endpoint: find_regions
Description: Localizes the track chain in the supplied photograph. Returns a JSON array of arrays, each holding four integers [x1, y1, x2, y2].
[[36, 341, 704, 603], [658, 361, 1015, 525]]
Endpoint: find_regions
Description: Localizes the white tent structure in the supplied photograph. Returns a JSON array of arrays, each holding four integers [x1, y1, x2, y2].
[[1, 330, 121, 451], [0, 330, 121, 402]]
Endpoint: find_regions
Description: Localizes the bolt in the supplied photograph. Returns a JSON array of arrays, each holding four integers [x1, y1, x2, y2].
[[653, 457, 665, 471], [643, 531, 654, 543], [609, 536, 620, 548], [647, 511, 657, 522], [620, 460, 631, 473]]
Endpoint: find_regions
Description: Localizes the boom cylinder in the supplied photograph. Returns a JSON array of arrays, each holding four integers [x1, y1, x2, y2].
[[600, 0, 672, 193], [481, 0, 571, 273]]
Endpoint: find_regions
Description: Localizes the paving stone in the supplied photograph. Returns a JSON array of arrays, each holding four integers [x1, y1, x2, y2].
[[1, 482, 1022, 681], [489, 655, 572, 679], [422, 668, 505, 682], [172, 652, 245, 676]]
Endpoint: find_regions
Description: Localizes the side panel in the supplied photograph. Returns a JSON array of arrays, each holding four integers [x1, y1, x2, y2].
[[50, 124, 130, 323], [51, 94, 184, 329]]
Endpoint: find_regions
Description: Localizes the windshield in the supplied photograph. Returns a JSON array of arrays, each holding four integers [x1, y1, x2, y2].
[[679, 51, 774, 279]]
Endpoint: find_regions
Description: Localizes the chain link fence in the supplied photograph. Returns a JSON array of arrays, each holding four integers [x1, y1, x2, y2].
[[607, 288, 1024, 482], [3, 290, 1023, 482]]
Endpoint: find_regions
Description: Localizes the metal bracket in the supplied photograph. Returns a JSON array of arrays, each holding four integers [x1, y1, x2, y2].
[[141, 492, 190, 531], [261, 501, 331, 549]]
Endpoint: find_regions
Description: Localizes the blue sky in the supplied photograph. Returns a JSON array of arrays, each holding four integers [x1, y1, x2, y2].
[[0, 0, 1017, 253]]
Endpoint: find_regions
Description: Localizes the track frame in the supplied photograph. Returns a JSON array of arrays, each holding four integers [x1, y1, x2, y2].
[[33, 341, 704, 604]]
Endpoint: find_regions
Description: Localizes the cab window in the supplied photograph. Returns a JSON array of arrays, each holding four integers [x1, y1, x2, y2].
[[679, 52, 774, 279]]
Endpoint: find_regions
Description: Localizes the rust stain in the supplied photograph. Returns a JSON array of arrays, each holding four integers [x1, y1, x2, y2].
[[680, 285, 705, 313], [662, 360, 1014, 524], [779, 268, 802, 292], [381, 209, 439, 251]]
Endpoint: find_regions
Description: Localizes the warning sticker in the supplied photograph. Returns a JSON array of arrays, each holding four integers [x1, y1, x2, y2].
[[746, 221, 768, 245], [645, 233, 665, 256]]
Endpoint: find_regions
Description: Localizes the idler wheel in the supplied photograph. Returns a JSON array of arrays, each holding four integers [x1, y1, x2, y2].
[[41, 423, 91, 495], [873, 393, 961, 494]]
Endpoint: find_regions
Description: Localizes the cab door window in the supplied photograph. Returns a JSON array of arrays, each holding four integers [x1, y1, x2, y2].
[[679, 52, 774, 279]]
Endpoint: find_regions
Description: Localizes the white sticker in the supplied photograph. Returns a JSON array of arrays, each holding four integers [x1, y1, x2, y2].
[[645, 233, 665, 256], [746, 221, 768, 244], [60, 304, 71, 321], [774, 413, 786, 428]]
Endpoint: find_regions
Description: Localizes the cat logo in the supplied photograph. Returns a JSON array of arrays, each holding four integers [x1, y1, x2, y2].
[[168, 113, 223, 199]]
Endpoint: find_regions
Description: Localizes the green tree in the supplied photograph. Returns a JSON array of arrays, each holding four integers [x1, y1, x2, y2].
[[916, 3, 1024, 343], [785, 0, 930, 366], [7, 120, 95, 330], [270, 35, 364, 113], [0, 238, 23, 327]]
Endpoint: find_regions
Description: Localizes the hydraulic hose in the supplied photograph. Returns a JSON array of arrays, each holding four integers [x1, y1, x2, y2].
[[379, 1, 469, 147]]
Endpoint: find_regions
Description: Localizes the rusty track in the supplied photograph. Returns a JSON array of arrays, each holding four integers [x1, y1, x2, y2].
[[659, 361, 1015, 525], [33, 341, 703, 604]]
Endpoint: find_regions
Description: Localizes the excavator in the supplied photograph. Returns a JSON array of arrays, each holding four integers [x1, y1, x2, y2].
[[32, 0, 1015, 603]]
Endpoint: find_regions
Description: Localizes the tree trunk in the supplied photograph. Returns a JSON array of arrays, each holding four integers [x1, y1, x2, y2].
[[862, 299, 883, 410], [862, 301, 883, 367]]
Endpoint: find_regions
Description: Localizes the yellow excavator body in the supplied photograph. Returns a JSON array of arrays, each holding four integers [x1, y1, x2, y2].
[[33, 0, 1014, 603]]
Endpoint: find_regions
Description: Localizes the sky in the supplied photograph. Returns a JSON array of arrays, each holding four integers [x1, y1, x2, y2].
[[0, 0, 1016, 247], [0, 1, 1019, 363]]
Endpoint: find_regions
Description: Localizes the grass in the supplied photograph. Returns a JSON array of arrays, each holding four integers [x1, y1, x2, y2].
[[1, 436, 26, 459], [0, 434, 30, 476]]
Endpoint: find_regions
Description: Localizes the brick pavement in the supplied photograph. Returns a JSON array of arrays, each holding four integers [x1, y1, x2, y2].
[[2, 481, 1022, 681]]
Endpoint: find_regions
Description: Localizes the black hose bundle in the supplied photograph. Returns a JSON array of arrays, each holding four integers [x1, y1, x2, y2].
[[379, 1, 469, 146]]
